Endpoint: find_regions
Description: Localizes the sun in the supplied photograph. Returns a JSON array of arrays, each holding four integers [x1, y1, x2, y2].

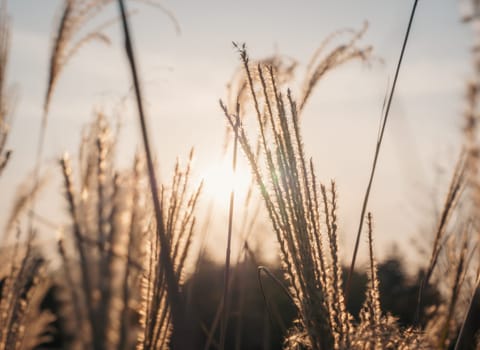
[[200, 157, 252, 205]]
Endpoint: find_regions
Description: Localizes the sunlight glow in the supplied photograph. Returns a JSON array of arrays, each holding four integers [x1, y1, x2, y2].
[[201, 158, 252, 206]]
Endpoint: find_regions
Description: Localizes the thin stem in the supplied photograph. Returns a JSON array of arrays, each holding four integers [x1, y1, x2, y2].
[[454, 273, 480, 350], [116, 1, 188, 347], [345, 0, 419, 304], [220, 110, 240, 350]]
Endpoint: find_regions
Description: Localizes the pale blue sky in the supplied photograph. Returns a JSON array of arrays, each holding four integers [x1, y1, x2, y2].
[[1, 0, 474, 265]]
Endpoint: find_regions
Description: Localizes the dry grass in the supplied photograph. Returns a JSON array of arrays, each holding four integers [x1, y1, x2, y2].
[[1, 1, 480, 349], [222, 45, 433, 349], [55, 115, 201, 349], [0, 0, 10, 178], [0, 3, 55, 348]]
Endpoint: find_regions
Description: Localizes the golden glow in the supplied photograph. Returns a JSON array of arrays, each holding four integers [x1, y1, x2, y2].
[[201, 158, 252, 205]]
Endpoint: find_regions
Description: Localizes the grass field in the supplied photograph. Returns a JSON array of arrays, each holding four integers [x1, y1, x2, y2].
[[1, 0, 480, 349]]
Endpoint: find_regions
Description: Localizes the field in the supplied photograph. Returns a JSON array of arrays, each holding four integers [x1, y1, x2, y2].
[[0, 0, 479, 349]]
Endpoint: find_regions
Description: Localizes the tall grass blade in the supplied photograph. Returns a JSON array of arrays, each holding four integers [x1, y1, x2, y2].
[[116, 0, 189, 348], [345, 0, 419, 304], [219, 106, 240, 350]]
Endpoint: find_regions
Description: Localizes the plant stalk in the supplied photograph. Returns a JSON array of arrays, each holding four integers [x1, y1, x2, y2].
[[220, 110, 240, 350], [345, 0, 419, 304], [116, 1, 190, 348]]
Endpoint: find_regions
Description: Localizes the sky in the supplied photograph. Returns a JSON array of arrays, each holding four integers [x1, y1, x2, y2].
[[0, 0, 475, 267]]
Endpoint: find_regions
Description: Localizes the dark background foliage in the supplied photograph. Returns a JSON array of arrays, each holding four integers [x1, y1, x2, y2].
[[17, 252, 454, 349]]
